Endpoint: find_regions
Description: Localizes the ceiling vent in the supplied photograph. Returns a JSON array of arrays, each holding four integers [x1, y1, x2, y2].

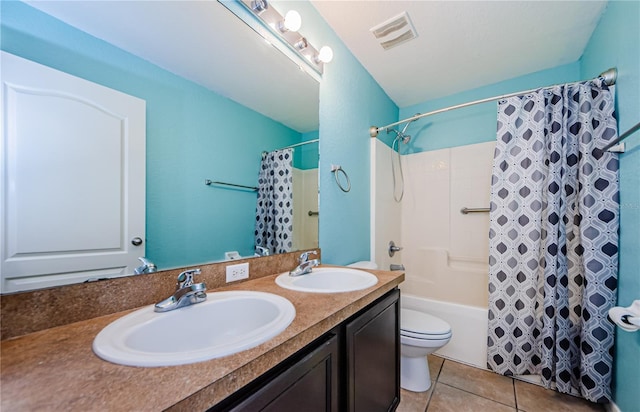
[[370, 11, 418, 51]]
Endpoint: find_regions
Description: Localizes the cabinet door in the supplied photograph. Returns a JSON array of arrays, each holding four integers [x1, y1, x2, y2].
[[227, 333, 339, 412], [345, 289, 400, 412]]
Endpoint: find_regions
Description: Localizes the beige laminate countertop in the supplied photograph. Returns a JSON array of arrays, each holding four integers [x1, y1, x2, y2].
[[0, 267, 404, 411]]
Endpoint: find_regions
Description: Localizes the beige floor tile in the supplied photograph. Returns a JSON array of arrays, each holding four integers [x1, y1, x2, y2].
[[437, 359, 515, 407], [428, 355, 445, 381], [514, 380, 606, 412], [397, 385, 434, 412], [427, 382, 516, 412]]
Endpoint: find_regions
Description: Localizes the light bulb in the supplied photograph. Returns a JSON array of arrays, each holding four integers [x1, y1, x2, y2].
[[317, 46, 333, 63], [282, 10, 302, 32]]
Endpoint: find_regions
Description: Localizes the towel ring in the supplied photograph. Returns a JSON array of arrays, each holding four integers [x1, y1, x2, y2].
[[331, 164, 351, 192]]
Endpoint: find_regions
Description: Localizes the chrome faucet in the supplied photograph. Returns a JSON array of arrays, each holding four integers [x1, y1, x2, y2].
[[154, 269, 207, 312], [289, 251, 320, 277], [134, 257, 157, 274], [255, 246, 271, 257]]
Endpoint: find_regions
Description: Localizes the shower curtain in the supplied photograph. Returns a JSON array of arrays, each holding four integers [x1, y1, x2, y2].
[[487, 78, 619, 403], [254, 148, 294, 254]]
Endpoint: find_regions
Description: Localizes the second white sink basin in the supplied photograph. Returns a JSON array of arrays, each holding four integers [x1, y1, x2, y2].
[[275, 267, 378, 293], [93, 291, 295, 367]]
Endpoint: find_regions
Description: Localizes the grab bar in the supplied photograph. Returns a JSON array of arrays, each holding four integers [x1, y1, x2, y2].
[[460, 207, 490, 214], [205, 179, 258, 192]]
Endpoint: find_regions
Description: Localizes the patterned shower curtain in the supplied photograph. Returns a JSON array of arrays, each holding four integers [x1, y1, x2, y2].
[[254, 148, 294, 254], [487, 78, 619, 403]]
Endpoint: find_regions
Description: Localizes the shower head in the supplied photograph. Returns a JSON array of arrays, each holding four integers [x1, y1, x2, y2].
[[387, 128, 411, 144]]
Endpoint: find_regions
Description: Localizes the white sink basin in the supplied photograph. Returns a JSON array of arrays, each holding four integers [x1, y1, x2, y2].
[[275, 267, 378, 293], [93, 291, 295, 367]]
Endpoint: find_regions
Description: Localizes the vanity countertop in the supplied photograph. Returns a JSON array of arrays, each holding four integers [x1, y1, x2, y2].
[[0, 267, 404, 411]]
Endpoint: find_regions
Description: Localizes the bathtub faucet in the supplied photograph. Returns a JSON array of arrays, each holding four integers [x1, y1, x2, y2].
[[289, 251, 319, 277]]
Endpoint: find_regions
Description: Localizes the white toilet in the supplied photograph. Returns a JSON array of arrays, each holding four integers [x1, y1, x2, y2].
[[347, 261, 452, 393], [400, 308, 452, 392]]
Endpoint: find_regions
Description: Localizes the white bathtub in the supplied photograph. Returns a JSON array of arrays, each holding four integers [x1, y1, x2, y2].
[[401, 293, 547, 387], [401, 293, 489, 370]]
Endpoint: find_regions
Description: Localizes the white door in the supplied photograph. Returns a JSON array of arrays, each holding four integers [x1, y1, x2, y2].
[[1, 52, 146, 293]]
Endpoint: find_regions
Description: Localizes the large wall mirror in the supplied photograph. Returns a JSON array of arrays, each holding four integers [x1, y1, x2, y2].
[[1, 1, 319, 292]]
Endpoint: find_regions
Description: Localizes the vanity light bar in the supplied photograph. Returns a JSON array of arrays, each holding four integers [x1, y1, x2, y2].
[[239, 0, 325, 75]]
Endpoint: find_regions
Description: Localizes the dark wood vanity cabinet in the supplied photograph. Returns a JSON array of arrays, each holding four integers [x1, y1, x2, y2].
[[225, 333, 339, 412], [344, 288, 400, 412], [211, 288, 400, 412]]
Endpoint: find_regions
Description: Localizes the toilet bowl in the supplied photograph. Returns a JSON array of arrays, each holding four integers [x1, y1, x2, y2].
[[345, 261, 451, 392], [400, 308, 452, 392]]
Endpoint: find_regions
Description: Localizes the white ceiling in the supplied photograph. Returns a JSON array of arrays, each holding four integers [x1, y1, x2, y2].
[[312, 0, 608, 107], [24, 0, 320, 133], [24, 0, 608, 128]]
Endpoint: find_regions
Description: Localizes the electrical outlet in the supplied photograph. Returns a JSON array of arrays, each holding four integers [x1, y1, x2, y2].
[[226, 262, 249, 283]]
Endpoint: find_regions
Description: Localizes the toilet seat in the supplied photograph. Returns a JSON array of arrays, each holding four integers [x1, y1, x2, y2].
[[401, 308, 451, 340]]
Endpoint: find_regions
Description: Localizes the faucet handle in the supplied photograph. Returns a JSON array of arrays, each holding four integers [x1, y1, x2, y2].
[[299, 250, 318, 264], [176, 268, 201, 289], [256, 246, 270, 256]]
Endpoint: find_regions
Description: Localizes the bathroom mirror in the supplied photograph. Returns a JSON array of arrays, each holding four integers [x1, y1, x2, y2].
[[3, 0, 319, 291]]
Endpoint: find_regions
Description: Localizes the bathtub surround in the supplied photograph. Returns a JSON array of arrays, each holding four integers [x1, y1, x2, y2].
[[399, 142, 495, 308], [371, 138, 403, 272], [292, 167, 319, 251], [487, 79, 619, 403]]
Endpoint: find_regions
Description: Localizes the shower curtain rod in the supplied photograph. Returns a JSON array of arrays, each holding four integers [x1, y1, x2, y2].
[[369, 68, 618, 138], [269, 138, 319, 152]]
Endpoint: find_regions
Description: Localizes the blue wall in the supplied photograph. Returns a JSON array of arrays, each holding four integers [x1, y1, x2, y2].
[[398, 62, 580, 152], [294, 130, 319, 170], [296, 2, 398, 265], [1, 1, 303, 268], [581, 1, 640, 410]]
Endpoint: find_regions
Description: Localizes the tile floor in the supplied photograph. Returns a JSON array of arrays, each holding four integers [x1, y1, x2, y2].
[[397, 355, 607, 412]]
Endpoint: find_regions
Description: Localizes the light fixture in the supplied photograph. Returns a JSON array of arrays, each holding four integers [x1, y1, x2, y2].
[[294, 37, 308, 51], [237, 0, 332, 76], [316, 46, 334, 63], [251, 0, 268, 13], [277, 10, 302, 32]]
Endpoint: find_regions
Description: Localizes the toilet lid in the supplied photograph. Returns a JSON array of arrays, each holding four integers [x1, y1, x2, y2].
[[401, 308, 451, 336]]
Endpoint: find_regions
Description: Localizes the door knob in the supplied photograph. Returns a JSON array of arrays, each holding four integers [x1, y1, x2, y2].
[[131, 237, 143, 246]]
